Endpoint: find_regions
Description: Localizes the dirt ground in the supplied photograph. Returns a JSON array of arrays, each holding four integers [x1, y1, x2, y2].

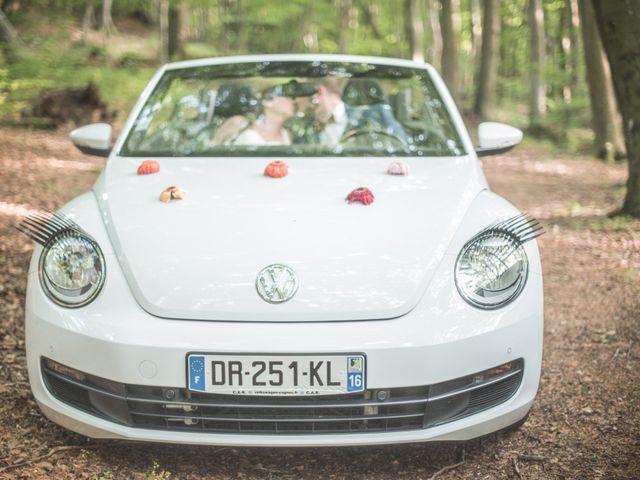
[[0, 127, 638, 479]]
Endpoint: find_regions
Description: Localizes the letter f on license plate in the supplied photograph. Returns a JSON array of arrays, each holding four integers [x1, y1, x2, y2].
[[189, 355, 206, 391]]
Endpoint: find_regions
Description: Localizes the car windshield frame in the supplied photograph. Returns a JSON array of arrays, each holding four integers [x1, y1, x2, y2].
[[119, 60, 467, 158]]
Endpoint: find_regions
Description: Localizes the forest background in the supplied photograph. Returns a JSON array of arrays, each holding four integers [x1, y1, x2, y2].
[[0, 0, 628, 159], [4, 0, 640, 214], [1, 2, 640, 479]]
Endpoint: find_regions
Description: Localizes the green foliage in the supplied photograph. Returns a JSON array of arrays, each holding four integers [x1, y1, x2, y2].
[[183, 42, 217, 59], [499, 0, 528, 79], [0, 12, 154, 123], [0, 40, 153, 122]]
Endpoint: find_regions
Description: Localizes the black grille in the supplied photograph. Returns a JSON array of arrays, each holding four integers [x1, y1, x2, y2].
[[42, 358, 523, 435]]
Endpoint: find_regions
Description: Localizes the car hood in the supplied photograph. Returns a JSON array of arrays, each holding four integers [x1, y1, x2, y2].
[[96, 155, 485, 321]]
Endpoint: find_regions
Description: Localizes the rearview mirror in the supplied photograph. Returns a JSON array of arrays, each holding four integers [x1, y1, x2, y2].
[[475, 122, 523, 157], [69, 123, 112, 157], [269, 80, 318, 99]]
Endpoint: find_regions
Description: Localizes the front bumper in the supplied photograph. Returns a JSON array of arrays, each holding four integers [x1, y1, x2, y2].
[[25, 252, 543, 446]]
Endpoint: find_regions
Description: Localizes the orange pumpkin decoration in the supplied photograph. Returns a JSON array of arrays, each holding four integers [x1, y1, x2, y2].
[[137, 160, 160, 175], [264, 160, 288, 178]]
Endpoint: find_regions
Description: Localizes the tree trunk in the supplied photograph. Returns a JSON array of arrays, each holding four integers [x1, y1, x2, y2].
[[168, 2, 182, 59], [568, 0, 580, 95], [159, 0, 169, 64], [464, 0, 481, 97], [558, 1, 571, 101], [469, 0, 481, 68], [440, 0, 461, 101], [592, 0, 640, 217], [0, 7, 23, 45], [473, 0, 500, 119], [179, 3, 191, 41], [230, 0, 249, 53], [338, 0, 351, 53], [357, 0, 383, 40], [528, 0, 545, 124], [405, 0, 424, 62], [427, 0, 442, 69], [101, 0, 116, 36], [579, 0, 625, 159], [197, 6, 210, 42], [303, 3, 320, 54], [81, 2, 95, 37], [217, 1, 229, 52]]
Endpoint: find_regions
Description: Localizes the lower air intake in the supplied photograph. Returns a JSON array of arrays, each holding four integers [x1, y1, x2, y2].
[[42, 358, 523, 435]]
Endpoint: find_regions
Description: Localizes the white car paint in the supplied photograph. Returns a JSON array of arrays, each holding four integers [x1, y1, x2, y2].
[[97, 155, 486, 321], [25, 54, 543, 446], [478, 122, 524, 150], [69, 123, 112, 150]]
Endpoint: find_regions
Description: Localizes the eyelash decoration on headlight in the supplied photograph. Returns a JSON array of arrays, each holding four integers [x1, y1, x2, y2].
[[455, 214, 543, 309], [17, 210, 90, 247], [478, 214, 544, 245]]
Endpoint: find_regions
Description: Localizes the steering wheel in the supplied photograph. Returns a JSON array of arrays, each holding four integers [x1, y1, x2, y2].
[[414, 125, 449, 147], [340, 128, 409, 149]]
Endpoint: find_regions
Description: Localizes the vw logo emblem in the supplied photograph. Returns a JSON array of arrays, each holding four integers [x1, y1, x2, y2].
[[256, 264, 299, 304]]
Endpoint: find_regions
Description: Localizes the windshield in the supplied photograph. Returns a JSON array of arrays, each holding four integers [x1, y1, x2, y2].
[[120, 61, 466, 157]]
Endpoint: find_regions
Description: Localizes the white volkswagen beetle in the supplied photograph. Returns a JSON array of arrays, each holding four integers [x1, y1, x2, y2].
[[21, 54, 543, 446]]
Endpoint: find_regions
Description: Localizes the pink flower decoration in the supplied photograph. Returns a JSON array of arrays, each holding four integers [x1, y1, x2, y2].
[[387, 161, 409, 176], [346, 187, 375, 206], [137, 160, 160, 175]]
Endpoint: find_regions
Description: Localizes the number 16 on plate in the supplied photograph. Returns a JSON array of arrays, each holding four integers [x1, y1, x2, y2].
[[347, 356, 364, 393]]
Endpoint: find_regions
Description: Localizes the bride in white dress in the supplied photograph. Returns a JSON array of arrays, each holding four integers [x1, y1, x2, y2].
[[233, 88, 295, 146]]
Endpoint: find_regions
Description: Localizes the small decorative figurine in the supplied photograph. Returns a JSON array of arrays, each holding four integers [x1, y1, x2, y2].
[[386, 160, 409, 176], [160, 186, 186, 203], [137, 160, 160, 175], [346, 187, 375, 205], [264, 160, 288, 178]]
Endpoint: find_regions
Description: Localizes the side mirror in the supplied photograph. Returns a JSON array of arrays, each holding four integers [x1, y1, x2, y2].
[[475, 122, 523, 157], [69, 123, 112, 157]]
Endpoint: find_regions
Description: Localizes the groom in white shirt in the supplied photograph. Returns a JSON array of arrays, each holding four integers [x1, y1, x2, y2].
[[312, 77, 349, 145], [310, 76, 410, 146]]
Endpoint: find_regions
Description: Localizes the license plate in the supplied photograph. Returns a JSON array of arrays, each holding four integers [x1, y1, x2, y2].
[[187, 354, 366, 396]]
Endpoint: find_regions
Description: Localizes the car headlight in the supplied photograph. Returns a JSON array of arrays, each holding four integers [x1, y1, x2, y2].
[[455, 230, 528, 309], [39, 231, 106, 308]]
